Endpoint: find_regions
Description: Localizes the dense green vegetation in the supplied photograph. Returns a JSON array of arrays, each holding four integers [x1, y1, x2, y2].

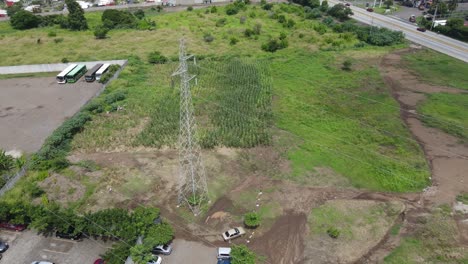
[[418, 93, 468, 140], [403, 49, 468, 90], [231, 244, 258, 264]]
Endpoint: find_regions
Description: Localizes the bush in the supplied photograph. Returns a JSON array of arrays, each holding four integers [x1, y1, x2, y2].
[[230, 37, 239, 45], [327, 227, 340, 238], [48, 31, 57, 37], [65, 0, 88, 30], [134, 9, 145, 20], [10, 10, 42, 30], [210, 6, 217, 13], [216, 18, 227, 27], [61, 57, 69, 63], [261, 38, 288, 52], [0, 150, 15, 174], [98, 64, 121, 84], [328, 4, 353, 21], [226, 4, 239, 15], [244, 212, 261, 228], [102, 9, 137, 29], [54, 38, 64, 44], [285, 18, 295, 28], [187, 6, 193, 11], [262, 3, 273, 10], [231, 245, 256, 264], [203, 33, 214, 43], [148, 51, 168, 64], [320, 0, 329, 12], [305, 8, 322, 19], [94, 25, 109, 39], [342, 59, 352, 71]]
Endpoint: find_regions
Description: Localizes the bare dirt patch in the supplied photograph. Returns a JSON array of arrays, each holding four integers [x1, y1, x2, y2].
[[38, 173, 86, 206], [251, 212, 307, 264], [380, 49, 468, 206], [0, 77, 101, 153]]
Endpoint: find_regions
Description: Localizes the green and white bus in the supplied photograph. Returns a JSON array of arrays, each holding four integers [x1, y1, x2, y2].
[[56, 64, 77, 84], [66, 64, 87, 83]]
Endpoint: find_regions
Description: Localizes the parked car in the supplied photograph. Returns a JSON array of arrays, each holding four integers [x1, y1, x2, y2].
[[222, 227, 246, 241], [152, 243, 172, 255], [217, 259, 231, 264], [147, 256, 162, 264], [0, 222, 27, 231], [409, 15, 416, 23], [417, 27, 427, 32], [31, 262, 55, 264], [56, 229, 82, 241], [217, 247, 231, 259], [366, 7, 374, 12], [345, 2, 351, 6], [94, 259, 105, 264], [0, 241, 8, 253]]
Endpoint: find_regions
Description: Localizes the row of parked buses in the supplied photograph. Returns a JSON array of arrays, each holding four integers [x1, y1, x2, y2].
[[56, 63, 110, 84]]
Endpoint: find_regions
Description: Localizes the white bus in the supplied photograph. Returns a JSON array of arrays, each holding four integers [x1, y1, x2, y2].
[[56, 64, 77, 84], [95, 63, 110, 81]]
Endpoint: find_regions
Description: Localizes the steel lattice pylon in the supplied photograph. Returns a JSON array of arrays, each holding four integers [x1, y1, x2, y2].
[[172, 39, 208, 215]]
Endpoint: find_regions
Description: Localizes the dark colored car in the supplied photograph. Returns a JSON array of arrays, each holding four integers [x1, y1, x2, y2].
[[217, 259, 231, 264], [366, 7, 374, 12], [56, 230, 82, 241], [0, 241, 9, 253], [417, 27, 427, 32], [0, 222, 27, 232]]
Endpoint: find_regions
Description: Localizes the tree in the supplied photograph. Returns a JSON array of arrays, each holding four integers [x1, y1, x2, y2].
[[384, 0, 393, 9], [328, 4, 353, 21], [65, 0, 88, 30], [10, 10, 42, 30], [446, 17, 464, 28], [231, 245, 256, 264], [320, 0, 329, 12], [94, 24, 109, 39], [447, 0, 458, 12], [429, 0, 448, 16], [244, 212, 261, 228], [134, 9, 145, 20], [102, 9, 137, 29]]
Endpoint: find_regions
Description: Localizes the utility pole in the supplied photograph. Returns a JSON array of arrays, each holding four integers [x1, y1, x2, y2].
[[430, 3, 438, 31], [172, 39, 208, 216]]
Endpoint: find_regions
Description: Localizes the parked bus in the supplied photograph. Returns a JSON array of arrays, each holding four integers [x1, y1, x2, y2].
[[95, 64, 110, 81], [56, 64, 77, 84], [84, 63, 103, 82], [66, 64, 87, 83]]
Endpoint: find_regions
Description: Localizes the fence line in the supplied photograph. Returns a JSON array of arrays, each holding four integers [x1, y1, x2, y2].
[[0, 60, 128, 198]]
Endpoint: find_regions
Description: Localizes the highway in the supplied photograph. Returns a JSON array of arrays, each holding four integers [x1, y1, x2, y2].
[[329, 0, 468, 62]]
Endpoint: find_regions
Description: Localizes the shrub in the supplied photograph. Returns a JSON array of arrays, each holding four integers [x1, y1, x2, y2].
[[187, 6, 193, 11], [230, 37, 239, 45], [65, 0, 88, 30], [102, 9, 137, 29], [216, 18, 227, 27], [261, 38, 288, 52], [148, 51, 168, 64], [253, 23, 262, 35], [98, 64, 121, 84], [328, 4, 353, 21], [203, 33, 214, 43], [327, 227, 340, 238], [61, 57, 69, 63], [210, 6, 217, 13], [226, 4, 239, 15], [285, 18, 295, 28], [48, 31, 57, 37], [240, 16, 246, 24], [262, 3, 273, 10], [342, 59, 352, 71], [54, 38, 64, 44], [244, 212, 261, 228], [134, 9, 145, 20], [231, 245, 256, 264], [0, 150, 14, 174], [320, 0, 329, 11], [305, 8, 322, 19], [10, 10, 42, 30], [94, 25, 109, 39]]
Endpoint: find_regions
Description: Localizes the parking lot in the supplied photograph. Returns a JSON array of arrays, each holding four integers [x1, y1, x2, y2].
[[0, 77, 101, 154], [0, 230, 112, 264], [0, 230, 216, 264]]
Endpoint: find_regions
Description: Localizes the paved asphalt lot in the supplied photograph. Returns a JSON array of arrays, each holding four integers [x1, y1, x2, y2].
[[0, 230, 112, 264]]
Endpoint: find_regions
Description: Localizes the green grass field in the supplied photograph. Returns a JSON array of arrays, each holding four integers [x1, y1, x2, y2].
[[418, 93, 468, 140], [1, 3, 431, 193], [403, 49, 468, 90]]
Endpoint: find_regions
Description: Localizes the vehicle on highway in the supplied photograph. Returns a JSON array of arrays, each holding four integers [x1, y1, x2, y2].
[[417, 27, 427, 32], [94, 259, 105, 264], [366, 7, 374, 12], [31, 262, 56, 264], [56, 229, 83, 241], [152, 243, 172, 255], [0, 241, 8, 253], [222, 227, 246, 241], [147, 256, 162, 264], [0, 222, 27, 231]]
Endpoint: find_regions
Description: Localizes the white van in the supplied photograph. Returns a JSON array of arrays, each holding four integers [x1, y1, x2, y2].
[[217, 247, 231, 259]]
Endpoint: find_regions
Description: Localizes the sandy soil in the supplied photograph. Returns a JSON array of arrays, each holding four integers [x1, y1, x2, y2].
[[0, 77, 101, 153]]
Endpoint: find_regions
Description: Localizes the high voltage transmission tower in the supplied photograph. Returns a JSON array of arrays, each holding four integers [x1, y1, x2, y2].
[[172, 39, 208, 215]]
